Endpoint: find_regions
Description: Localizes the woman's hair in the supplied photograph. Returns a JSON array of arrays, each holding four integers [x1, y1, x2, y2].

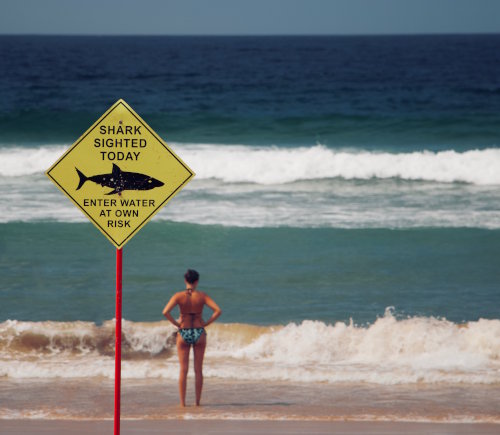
[[184, 269, 200, 284]]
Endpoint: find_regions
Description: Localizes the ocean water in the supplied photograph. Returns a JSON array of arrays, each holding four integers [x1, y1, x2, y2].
[[1, 35, 500, 422]]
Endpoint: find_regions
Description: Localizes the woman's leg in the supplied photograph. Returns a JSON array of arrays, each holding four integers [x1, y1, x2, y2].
[[193, 332, 207, 406], [176, 334, 190, 407]]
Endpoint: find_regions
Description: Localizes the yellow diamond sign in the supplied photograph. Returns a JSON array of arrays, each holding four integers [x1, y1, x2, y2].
[[46, 99, 195, 248]]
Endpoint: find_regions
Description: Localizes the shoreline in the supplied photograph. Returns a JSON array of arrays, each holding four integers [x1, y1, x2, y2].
[[1, 419, 500, 435], [2, 378, 499, 423]]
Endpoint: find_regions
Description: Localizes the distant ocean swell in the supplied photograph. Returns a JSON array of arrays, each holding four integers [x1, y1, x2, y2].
[[2, 144, 500, 185], [2, 310, 499, 384]]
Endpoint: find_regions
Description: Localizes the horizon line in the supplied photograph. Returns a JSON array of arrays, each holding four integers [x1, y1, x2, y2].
[[0, 31, 499, 38]]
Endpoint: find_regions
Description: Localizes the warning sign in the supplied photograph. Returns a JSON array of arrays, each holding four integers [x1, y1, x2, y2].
[[46, 99, 195, 248]]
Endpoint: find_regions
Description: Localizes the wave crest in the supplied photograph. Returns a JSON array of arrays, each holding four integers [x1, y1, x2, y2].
[[0, 319, 177, 359], [2, 144, 500, 185], [1, 311, 500, 384]]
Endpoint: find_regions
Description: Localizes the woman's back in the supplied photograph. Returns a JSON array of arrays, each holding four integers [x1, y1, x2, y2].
[[177, 290, 206, 328]]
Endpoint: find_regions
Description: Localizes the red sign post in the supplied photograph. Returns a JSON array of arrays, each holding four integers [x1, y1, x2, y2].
[[114, 248, 123, 435]]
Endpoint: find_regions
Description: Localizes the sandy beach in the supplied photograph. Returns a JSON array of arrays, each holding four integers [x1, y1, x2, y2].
[[1, 419, 499, 435]]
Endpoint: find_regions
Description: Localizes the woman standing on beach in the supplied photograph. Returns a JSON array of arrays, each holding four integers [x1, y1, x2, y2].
[[162, 269, 222, 407]]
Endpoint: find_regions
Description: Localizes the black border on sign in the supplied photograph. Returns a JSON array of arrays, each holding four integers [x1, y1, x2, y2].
[[46, 100, 195, 248]]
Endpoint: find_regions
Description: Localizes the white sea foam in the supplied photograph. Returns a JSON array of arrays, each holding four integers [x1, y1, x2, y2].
[[0, 145, 68, 177], [2, 311, 500, 384], [182, 144, 500, 185], [2, 143, 499, 228], [1, 144, 500, 185]]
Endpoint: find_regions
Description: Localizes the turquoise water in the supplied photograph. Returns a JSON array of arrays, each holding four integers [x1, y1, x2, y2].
[[1, 222, 498, 324]]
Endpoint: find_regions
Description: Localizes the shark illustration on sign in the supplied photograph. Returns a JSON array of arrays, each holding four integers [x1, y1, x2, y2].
[[76, 163, 164, 195]]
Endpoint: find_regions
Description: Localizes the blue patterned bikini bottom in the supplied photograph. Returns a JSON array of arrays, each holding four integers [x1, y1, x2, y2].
[[178, 327, 205, 345]]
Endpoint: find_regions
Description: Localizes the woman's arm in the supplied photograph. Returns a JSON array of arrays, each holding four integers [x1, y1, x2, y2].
[[162, 294, 181, 328], [202, 294, 222, 327]]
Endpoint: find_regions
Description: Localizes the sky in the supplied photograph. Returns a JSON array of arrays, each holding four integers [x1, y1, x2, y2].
[[1, 0, 499, 36]]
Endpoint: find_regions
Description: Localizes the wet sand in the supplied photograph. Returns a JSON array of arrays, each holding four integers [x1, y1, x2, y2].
[[2, 378, 500, 423], [1, 419, 500, 434]]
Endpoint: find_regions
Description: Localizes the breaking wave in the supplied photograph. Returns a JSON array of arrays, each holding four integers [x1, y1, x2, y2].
[[2, 310, 500, 384], [1, 144, 500, 185]]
